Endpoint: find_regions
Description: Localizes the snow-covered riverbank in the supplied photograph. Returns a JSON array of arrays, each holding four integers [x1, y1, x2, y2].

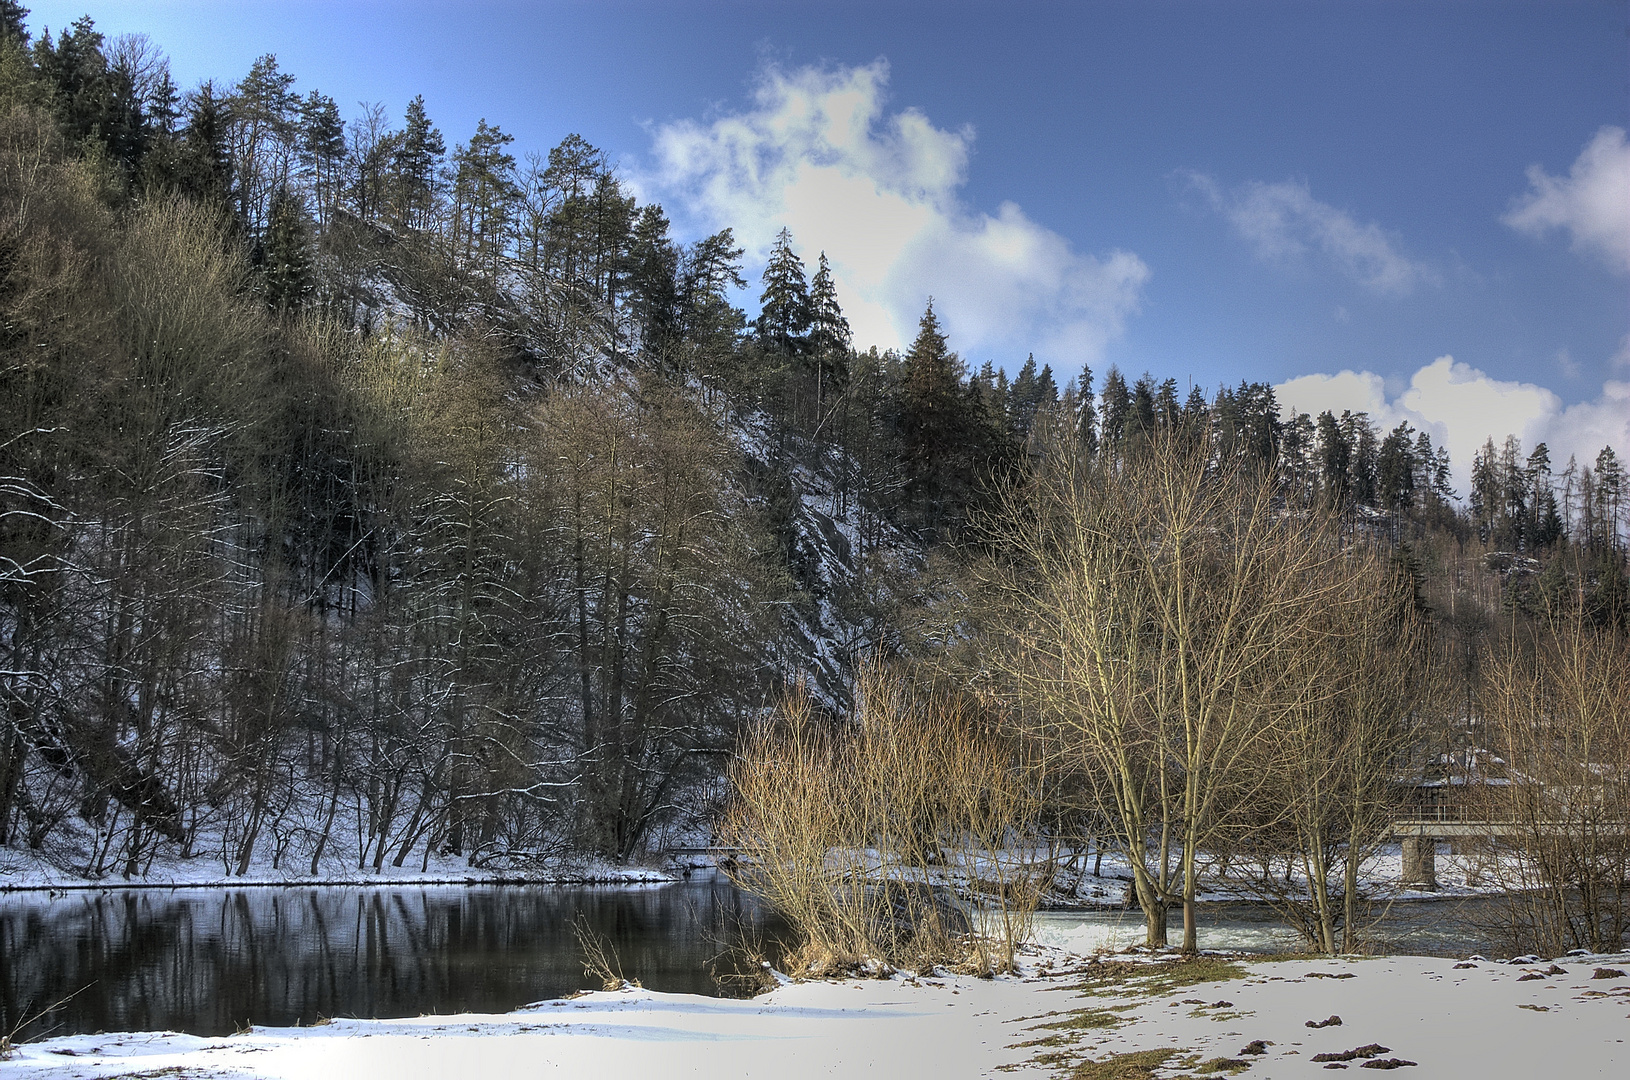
[[7, 948, 1626, 1078], [0, 839, 1506, 898], [0, 845, 678, 891]]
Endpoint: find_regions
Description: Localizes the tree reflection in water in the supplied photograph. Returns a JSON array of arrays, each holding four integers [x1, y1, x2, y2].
[[0, 880, 783, 1039]]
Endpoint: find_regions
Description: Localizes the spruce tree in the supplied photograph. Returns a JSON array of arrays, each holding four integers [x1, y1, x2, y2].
[[1377, 422, 1417, 520], [1099, 366, 1130, 451], [1470, 437, 1500, 541], [806, 251, 850, 392], [1008, 354, 1039, 438], [897, 300, 1006, 538], [0, 2, 27, 44], [1154, 377, 1179, 431], [1182, 384, 1210, 436], [1074, 364, 1098, 458], [1525, 443, 1561, 548], [176, 81, 232, 209], [1317, 410, 1351, 505], [626, 203, 680, 361], [1594, 446, 1624, 551], [901, 299, 961, 445], [756, 227, 810, 356], [1130, 374, 1157, 437], [1340, 410, 1379, 508], [262, 186, 313, 314]]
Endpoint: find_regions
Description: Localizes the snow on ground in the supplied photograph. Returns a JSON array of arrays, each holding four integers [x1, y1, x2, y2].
[[7, 948, 1626, 1078], [1047, 842, 1514, 908]]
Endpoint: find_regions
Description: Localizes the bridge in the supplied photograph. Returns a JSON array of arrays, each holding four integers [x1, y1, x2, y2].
[[1391, 814, 1628, 887], [1390, 817, 1521, 887]]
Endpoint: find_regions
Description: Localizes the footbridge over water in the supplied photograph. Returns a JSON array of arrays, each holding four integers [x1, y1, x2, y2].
[[1390, 815, 1628, 888]]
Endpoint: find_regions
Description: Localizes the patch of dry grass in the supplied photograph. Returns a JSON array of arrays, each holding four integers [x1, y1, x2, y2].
[[1067, 956, 1249, 998], [1069, 1048, 1180, 1079]]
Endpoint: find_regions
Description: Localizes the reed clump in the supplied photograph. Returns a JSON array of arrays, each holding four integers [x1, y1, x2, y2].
[[720, 667, 1044, 977]]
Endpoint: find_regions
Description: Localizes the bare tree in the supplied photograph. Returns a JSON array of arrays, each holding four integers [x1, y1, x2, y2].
[[1226, 547, 1436, 953], [982, 430, 1354, 950], [1479, 593, 1629, 954]]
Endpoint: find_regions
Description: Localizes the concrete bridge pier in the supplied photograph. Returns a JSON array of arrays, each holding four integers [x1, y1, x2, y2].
[[1401, 836, 1437, 888]]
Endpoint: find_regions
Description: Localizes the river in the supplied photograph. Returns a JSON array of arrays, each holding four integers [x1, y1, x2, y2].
[[0, 881, 1505, 1042]]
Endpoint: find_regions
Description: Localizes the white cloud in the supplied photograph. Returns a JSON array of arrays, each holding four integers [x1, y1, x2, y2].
[[1504, 126, 1630, 274], [1277, 357, 1630, 496], [1186, 172, 1436, 295], [641, 61, 1149, 363]]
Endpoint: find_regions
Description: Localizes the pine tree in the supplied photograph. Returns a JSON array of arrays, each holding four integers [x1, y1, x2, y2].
[[453, 119, 519, 271], [392, 94, 444, 229], [1526, 442, 1563, 548], [588, 170, 635, 306], [297, 90, 344, 228], [228, 54, 299, 238], [536, 136, 631, 309], [676, 228, 746, 375]]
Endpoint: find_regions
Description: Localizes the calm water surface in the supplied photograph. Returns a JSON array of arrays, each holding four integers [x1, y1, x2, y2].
[[1, 882, 1504, 1041], [0, 879, 784, 1040]]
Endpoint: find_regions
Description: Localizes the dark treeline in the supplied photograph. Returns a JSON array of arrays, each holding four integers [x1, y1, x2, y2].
[[0, 9, 1624, 880]]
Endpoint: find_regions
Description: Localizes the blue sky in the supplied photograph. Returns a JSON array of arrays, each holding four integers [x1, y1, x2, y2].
[[24, 0, 1630, 484]]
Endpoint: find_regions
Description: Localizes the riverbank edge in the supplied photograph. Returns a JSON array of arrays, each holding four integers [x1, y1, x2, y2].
[[6, 947, 1629, 1079], [0, 868, 682, 892]]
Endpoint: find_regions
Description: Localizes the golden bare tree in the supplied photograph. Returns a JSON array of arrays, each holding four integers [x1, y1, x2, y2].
[[1229, 547, 1435, 953], [982, 430, 1355, 950], [1479, 593, 1630, 954]]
